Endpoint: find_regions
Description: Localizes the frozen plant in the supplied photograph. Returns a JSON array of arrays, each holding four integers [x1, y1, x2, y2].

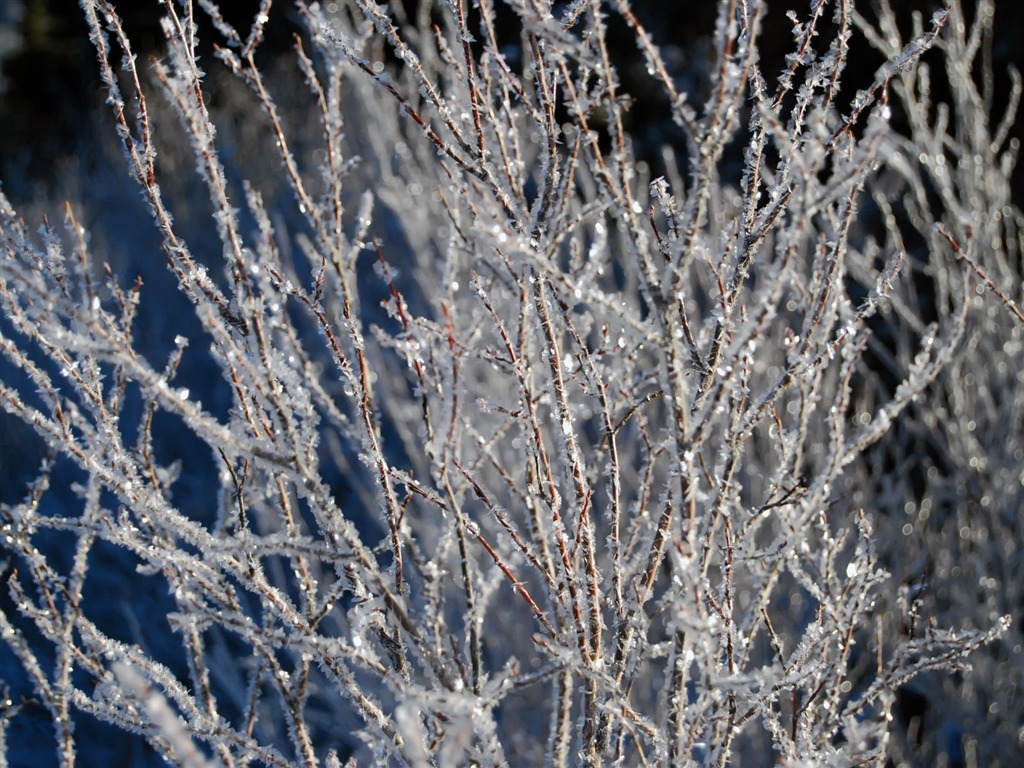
[[0, 0, 1020, 766]]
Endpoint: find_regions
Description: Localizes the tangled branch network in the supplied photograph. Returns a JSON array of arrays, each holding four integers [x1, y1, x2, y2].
[[1, 0, 1021, 766]]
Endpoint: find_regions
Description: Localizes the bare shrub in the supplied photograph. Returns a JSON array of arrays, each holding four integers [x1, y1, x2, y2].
[[1, 0, 1019, 765]]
